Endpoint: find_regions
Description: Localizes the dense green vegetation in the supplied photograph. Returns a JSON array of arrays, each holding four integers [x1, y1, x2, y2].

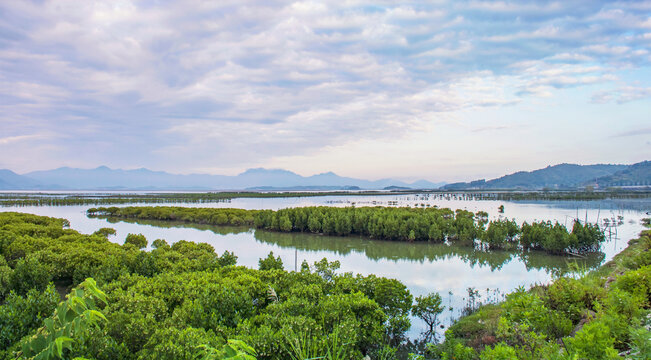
[[427, 223, 651, 360], [97, 216, 605, 274], [0, 211, 649, 359], [89, 206, 607, 256], [0, 212, 418, 359]]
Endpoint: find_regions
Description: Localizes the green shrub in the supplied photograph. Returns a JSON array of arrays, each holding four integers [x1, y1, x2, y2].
[[124, 233, 147, 249], [427, 338, 477, 360], [258, 252, 284, 271], [0, 284, 59, 351], [447, 304, 502, 347], [614, 265, 651, 307], [0, 230, 17, 257], [9, 255, 52, 295], [565, 320, 619, 360], [627, 324, 651, 360], [479, 343, 517, 360], [104, 292, 169, 353], [217, 251, 238, 267], [151, 238, 170, 250], [544, 277, 605, 323], [597, 288, 647, 350], [138, 326, 222, 360], [537, 309, 573, 339], [0, 263, 11, 301], [500, 288, 573, 340], [107, 310, 160, 354], [93, 227, 116, 238]]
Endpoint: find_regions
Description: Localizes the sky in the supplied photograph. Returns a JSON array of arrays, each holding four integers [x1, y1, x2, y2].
[[1, 0, 650, 182]]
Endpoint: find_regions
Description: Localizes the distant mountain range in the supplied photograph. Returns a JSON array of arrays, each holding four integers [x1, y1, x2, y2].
[[442, 162, 650, 190], [2, 162, 649, 191], [0, 169, 44, 190], [0, 166, 445, 191]]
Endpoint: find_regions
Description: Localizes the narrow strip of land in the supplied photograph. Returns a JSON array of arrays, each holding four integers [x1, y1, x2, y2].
[[2, 189, 649, 206], [89, 205, 607, 256]]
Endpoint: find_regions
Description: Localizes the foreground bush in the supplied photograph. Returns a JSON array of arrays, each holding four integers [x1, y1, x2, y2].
[[430, 226, 651, 360], [0, 212, 412, 359]]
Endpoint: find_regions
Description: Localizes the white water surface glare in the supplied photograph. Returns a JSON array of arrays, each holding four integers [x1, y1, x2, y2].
[[2, 194, 650, 340]]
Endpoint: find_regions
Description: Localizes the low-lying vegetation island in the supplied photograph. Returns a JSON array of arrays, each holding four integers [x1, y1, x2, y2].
[[0, 211, 648, 359], [88, 206, 606, 256], [1, 190, 650, 207], [0, 191, 375, 207]]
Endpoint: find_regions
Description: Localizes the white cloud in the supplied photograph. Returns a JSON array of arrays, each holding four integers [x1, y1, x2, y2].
[[0, 0, 649, 174], [0, 134, 49, 145], [592, 86, 651, 104]]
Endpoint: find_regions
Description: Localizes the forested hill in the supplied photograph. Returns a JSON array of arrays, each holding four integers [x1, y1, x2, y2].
[[442, 163, 630, 190], [591, 160, 651, 187]]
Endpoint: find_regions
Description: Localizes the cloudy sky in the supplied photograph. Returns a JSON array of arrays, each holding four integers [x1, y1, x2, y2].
[[1, 1, 650, 182]]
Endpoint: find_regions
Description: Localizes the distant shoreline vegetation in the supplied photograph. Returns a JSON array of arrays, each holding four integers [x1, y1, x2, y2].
[[1, 189, 650, 207], [88, 206, 608, 256], [0, 191, 383, 207]]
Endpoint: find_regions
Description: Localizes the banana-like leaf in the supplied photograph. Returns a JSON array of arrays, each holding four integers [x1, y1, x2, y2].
[[54, 336, 74, 358]]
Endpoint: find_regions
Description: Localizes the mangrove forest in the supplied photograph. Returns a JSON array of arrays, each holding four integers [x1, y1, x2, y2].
[[88, 206, 607, 256]]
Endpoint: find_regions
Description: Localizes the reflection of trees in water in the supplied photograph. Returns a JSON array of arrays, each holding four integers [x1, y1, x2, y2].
[[99, 217, 604, 274], [519, 250, 604, 276], [102, 216, 251, 236], [253, 230, 604, 274]]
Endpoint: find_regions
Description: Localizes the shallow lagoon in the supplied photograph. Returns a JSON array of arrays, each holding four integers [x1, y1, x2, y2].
[[2, 193, 649, 339]]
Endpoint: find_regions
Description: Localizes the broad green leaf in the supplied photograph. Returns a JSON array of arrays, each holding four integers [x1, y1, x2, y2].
[[54, 336, 74, 358]]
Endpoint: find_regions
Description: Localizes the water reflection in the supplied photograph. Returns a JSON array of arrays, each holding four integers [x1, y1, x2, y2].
[[103, 216, 605, 276], [255, 230, 606, 274], [102, 216, 251, 236]]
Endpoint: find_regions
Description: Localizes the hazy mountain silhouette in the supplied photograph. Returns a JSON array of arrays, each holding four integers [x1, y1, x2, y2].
[[4, 162, 647, 191], [0, 169, 47, 190], [0, 166, 443, 190]]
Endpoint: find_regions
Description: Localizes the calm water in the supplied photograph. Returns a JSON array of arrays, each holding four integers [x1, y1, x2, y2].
[[2, 194, 650, 339]]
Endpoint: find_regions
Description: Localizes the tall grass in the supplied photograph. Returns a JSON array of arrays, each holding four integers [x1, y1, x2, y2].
[[283, 325, 351, 360]]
